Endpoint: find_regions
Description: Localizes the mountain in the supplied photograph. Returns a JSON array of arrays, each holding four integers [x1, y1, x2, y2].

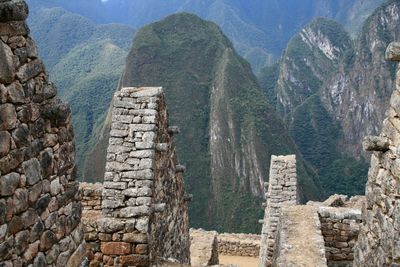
[[28, 7, 135, 175], [86, 13, 324, 233], [27, 0, 384, 72], [260, 0, 400, 196], [321, 0, 400, 158]]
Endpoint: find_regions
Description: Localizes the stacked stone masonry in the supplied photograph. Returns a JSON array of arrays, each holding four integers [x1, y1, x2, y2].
[[318, 207, 361, 267], [82, 87, 190, 267], [0, 0, 86, 266], [259, 155, 297, 267], [217, 233, 260, 257], [353, 42, 400, 266]]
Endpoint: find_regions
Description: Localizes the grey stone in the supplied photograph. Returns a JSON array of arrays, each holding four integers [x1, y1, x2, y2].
[[7, 81, 25, 103], [35, 193, 50, 214], [0, 172, 19, 196], [25, 37, 37, 58], [362, 136, 390, 152], [33, 252, 46, 267], [119, 205, 151, 218], [12, 123, 30, 148], [46, 243, 60, 264], [129, 150, 155, 158], [386, 42, 400, 61], [40, 230, 57, 251], [0, 103, 17, 130], [15, 59, 44, 82], [0, 0, 29, 22], [136, 217, 149, 233], [50, 178, 62, 196], [15, 230, 29, 255], [22, 158, 42, 185], [97, 218, 124, 233], [0, 224, 6, 241], [0, 131, 11, 157], [0, 40, 14, 84], [0, 21, 29, 36], [12, 187, 28, 214]]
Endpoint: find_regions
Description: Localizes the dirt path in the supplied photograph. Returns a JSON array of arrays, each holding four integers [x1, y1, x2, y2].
[[219, 255, 258, 267]]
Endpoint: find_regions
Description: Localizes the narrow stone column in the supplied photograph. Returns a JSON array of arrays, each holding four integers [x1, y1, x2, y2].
[[95, 87, 190, 266], [259, 155, 297, 267]]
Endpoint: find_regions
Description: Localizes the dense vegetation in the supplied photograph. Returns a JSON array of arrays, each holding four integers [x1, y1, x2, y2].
[[28, 7, 135, 178]]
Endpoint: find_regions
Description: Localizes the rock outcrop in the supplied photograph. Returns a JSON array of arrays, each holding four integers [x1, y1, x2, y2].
[[353, 42, 400, 267], [0, 0, 85, 265]]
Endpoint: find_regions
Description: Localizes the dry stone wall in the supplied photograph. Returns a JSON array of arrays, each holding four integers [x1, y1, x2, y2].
[[318, 207, 361, 267], [0, 1, 86, 266], [353, 42, 400, 266], [82, 87, 190, 266], [259, 155, 297, 266], [217, 233, 260, 257], [259, 155, 297, 267]]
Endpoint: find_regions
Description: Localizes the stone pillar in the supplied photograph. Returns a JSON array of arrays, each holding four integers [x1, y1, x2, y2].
[[0, 0, 85, 266], [259, 155, 297, 267], [96, 87, 190, 266], [353, 42, 400, 266]]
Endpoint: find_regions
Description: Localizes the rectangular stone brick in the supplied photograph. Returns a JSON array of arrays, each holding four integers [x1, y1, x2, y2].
[[101, 242, 131, 255]]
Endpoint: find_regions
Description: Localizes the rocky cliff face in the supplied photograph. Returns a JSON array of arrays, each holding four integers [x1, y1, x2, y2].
[[88, 13, 323, 233], [321, 0, 400, 158], [264, 17, 368, 196]]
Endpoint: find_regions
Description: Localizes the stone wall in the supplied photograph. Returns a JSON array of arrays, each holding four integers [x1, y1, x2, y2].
[[353, 42, 400, 266], [272, 206, 327, 267], [80, 183, 102, 211], [259, 155, 297, 267], [82, 87, 190, 266], [318, 207, 361, 267], [0, 1, 86, 266], [217, 233, 260, 257]]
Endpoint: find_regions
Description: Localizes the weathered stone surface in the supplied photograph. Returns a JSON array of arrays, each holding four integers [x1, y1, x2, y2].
[[0, 131, 11, 157], [0, 21, 29, 36], [386, 42, 400, 61], [12, 123, 30, 148], [0, 103, 17, 130], [190, 229, 219, 266], [119, 255, 149, 267], [40, 230, 57, 251], [101, 242, 131, 255], [22, 158, 42, 185], [0, 40, 14, 84], [362, 135, 390, 152], [0, 172, 19, 196], [66, 244, 86, 267], [15, 59, 44, 83], [7, 81, 25, 103], [0, 0, 29, 22]]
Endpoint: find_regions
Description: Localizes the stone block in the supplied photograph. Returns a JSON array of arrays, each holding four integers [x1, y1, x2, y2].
[[386, 42, 400, 61], [16, 59, 44, 82], [101, 242, 131, 255], [0, 103, 17, 130], [0, 172, 19, 196], [119, 205, 150, 218], [0, 40, 14, 84], [0, 0, 29, 22]]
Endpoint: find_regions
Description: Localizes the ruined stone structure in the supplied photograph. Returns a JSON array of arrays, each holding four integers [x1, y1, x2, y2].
[[353, 42, 400, 266], [0, 0, 85, 265], [81, 87, 190, 266], [319, 207, 361, 267], [259, 155, 297, 267], [217, 233, 260, 257], [273, 205, 327, 267]]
